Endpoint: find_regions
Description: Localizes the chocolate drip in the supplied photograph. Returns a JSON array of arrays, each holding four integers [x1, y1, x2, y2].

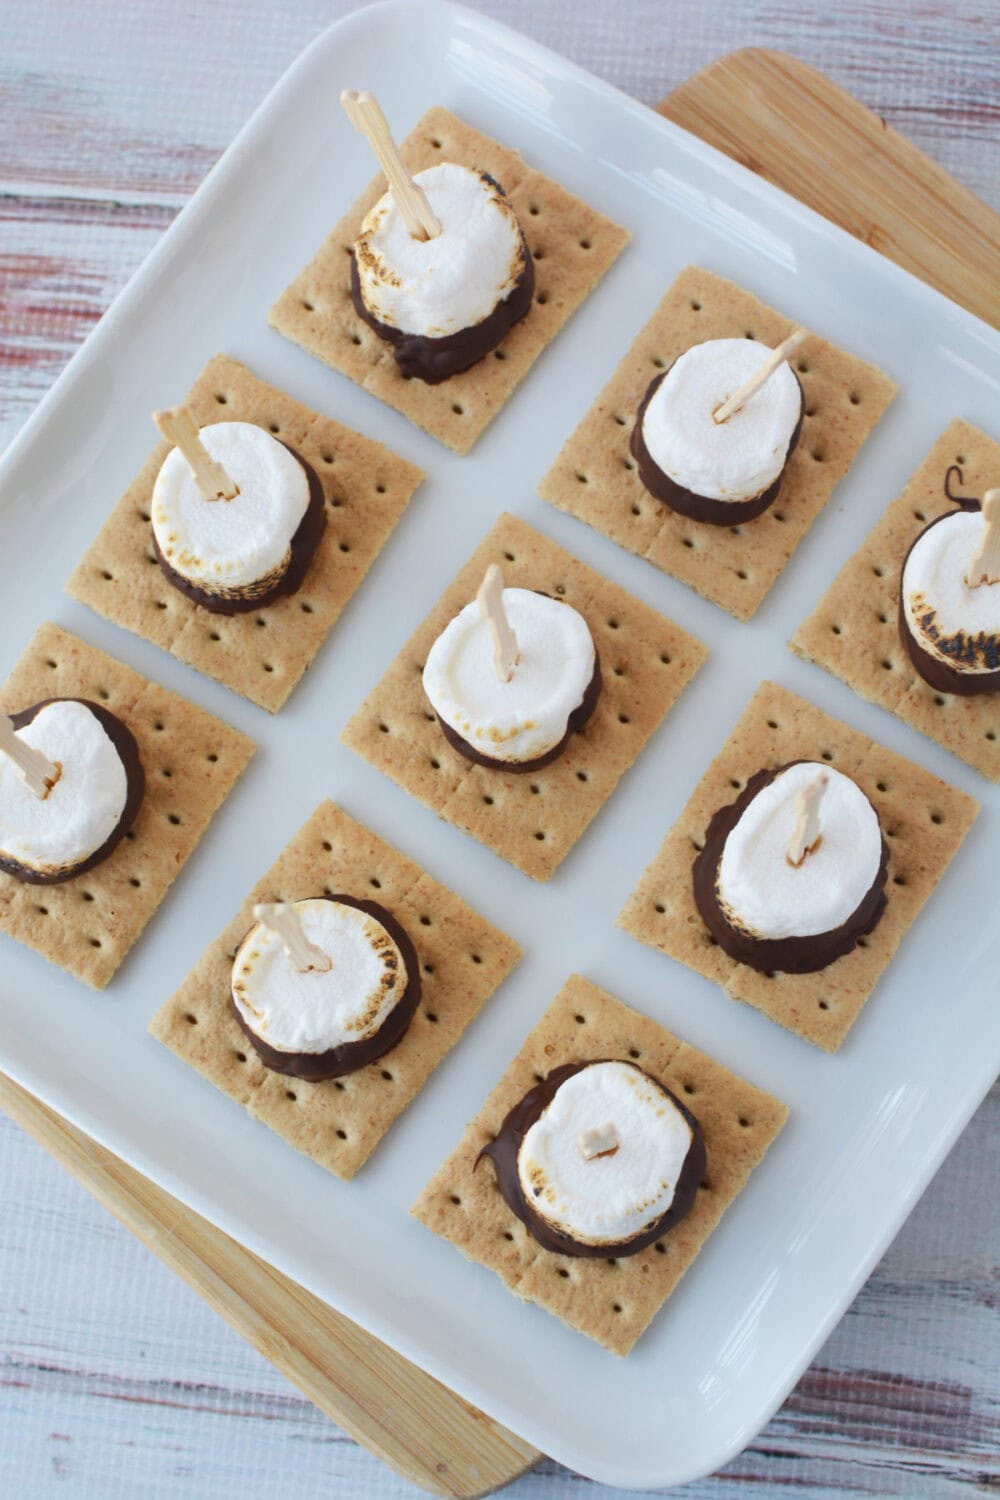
[[898, 510, 1000, 697], [943, 464, 982, 512], [0, 698, 145, 886], [692, 762, 889, 975], [479, 1060, 705, 1258], [435, 651, 602, 774], [350, 175, 535, 384], [230, 894, 421, 1082], [153, 443, 327, 616], [629, 367, 804, 526]]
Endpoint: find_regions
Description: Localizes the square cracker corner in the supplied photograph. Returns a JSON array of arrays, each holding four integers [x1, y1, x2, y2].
[[790, 417, 1000, 781], [66, 354, 424, 713], [411, 974, 787, 1355], [539, 265, 896, 621], [269, 106, 630, 455], [618, 680, 978, 1050], [150, 799, 521, 1178], [0, 622, 254, 989], [341, 512, 706, 880]]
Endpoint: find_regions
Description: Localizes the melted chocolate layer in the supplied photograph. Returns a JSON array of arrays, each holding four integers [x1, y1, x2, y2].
[[230, 894, 421, 1082], [350, 178, 535, 384], [153, 443, 327, 616], [479, 1060, 706, 1258], [898, 511, 1000, 697], [692, 762, 889, 975], [629, 366, 804, 526], [0, 698, 145, 886], [435, 651, 602, 774]]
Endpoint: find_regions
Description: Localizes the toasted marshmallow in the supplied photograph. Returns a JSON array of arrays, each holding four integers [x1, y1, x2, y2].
[[422, 589, 595, 763], [231, 898, 407, 1056], [152, 422, 309, 594], [642, 338, 801, 502], [717, 763, 882, 940], [516, 1061, 694, 1247], [902, 511, 1000, 676], [355, 163, 524, 338], [0, 701, 129, 876]]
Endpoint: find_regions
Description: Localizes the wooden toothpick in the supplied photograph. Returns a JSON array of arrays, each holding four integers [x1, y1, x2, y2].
[[477, 564, 519, 683], [253, 902, 332, 974], [713, 328, 808, 424], [578, 1123, 620, 1161], [341, 89, 441, 241], [787, 772, 829, 868], [153, 406, 239, 501], [0, 713, 60, 799], [966, 488, 1000, 588]]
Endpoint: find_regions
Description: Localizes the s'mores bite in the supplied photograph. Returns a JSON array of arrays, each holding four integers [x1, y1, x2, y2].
[[270, 103, 629, 454], [151, 802, 521, 1179], [413, 976, 787, 1355], [67, 355, 424, 713], [0, 624, 254, 989], [342, 515, 706, 881], [540, 266, 896, 620], [793, 421, 1000, 779], [620, 683, 978, 1051]]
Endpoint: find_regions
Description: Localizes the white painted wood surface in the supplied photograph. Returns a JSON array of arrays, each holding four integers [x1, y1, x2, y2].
[[1, 1, 998, 1494]]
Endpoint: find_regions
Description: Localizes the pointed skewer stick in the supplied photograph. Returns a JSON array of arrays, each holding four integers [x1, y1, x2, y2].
[[714, 328, 808, 425], [578, 1123, 621, 1161], [0, 713, 60, 799], [966, 488, 1000, 588], [341, 89, 441, 241], [477, 564, 519, 684], [253, 902, 332, 974], [787, 771, 829, 868], [153, 406, 239, 502]]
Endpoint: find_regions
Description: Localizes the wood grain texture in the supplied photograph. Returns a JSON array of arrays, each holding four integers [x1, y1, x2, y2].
[[658, 49, 1000, 329], [2, 3, 999, 1496]]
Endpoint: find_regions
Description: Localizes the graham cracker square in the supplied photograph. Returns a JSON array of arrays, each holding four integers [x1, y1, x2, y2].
[[66, 355, 424, 713], [269, 106, 629, 455], [538, 266, 897, 621], [791, 419, 1000, 780], [619, 682, 978, 1051], [0, 624, 254, 989], [150, 801, 521, 1179], [340, 514, 707, 880], [412, 975, 787, 1355]]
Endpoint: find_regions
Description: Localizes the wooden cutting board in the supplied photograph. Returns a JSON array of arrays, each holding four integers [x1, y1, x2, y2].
[[2, 47, 997, 1500]]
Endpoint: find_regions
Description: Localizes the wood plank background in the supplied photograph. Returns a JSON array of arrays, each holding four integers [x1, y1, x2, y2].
[[1, 1, 998, 1495]]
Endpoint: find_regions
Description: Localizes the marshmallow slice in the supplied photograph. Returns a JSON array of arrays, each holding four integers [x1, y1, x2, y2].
[[152, 422, 310, 593], [516, 1061, 695, 1247], [422, 589, 596, 763], [355, 162, 525, 339], [231, 898, 408, 1056], [0, 701, 129, 876], [717, 762, 883, 941], [642, 338, 801, 502], [902, 510, 1000, 675]]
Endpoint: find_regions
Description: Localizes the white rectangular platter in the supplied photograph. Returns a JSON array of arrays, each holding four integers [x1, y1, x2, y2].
[[0, 1, 998, 1488]]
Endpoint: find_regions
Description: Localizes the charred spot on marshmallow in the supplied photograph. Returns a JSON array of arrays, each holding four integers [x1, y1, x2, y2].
[[151, 422, 326, 614], [899, 510, 1000, 696], [630, 339, 803, 525], [229, 894, 420, 1081], [422, 589, 600, 771], [351, 163, 534, 383], [0, 698, 144, 885], [693, 761, 889, 974], [479, 1059, 705, 1257]]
